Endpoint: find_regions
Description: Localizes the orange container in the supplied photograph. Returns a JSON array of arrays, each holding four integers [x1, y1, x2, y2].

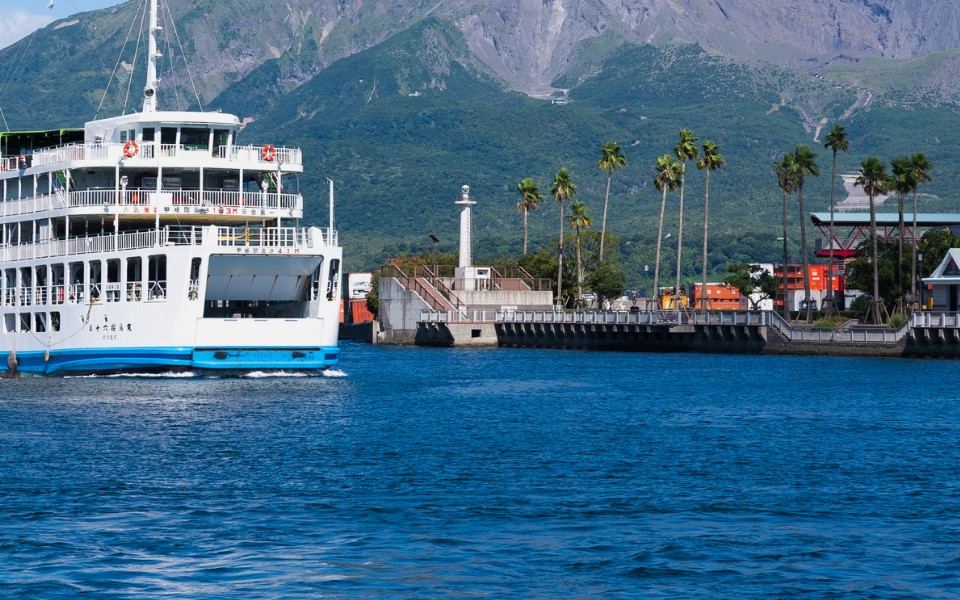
[[350, 299, 374, 323]]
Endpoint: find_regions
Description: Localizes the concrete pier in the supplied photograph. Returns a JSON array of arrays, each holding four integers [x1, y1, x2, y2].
[[407, 309, 960, 358]]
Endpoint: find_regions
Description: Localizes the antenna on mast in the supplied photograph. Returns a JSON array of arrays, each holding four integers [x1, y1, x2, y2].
[[143, 0, 161, 112]]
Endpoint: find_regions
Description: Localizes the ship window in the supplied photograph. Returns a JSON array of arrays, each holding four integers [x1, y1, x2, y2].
[[51, 264, 65, 305], [311, 259, 324, 301], [68, 262, 84, 303], [51, 311, 61, 332], [35, 265, 47, 306], [161, 127, 177, 145], [148, 255, 167, 301], [188, 258, 201, 300], [19, 267, 32, 307], [143, 128, 155, 141], [35, 312, 46, 333], [213, 129, 228, 151], [326, 259, 340, 301], [181, 128, 208, 151], [19, 313, 30, 332], [126, 257, 142, 301], [3, 314, 14, 333], [89, 261, 102, 303], [106, 259, 120, 302], [3, 269, 14, 307]]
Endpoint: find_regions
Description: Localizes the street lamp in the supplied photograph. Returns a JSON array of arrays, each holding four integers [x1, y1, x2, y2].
[[429, 234, 440, 276]]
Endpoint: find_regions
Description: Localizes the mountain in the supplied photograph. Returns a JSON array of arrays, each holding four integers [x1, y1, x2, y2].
[[2, 1, 960, 285]]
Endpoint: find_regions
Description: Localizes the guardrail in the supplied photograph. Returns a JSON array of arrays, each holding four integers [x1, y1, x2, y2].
[[4, 142, 303, 169], [419, 308, 914, 345], [0, 225, 334, 263], [911, 311, 960, 328], [0, 189, 303, 218]]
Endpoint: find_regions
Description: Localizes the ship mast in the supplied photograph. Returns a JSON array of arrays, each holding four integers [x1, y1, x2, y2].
[[142, 0, 160, 112]]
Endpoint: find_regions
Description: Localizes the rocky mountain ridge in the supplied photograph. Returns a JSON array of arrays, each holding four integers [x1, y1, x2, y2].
[[14, 0, 960, 105]]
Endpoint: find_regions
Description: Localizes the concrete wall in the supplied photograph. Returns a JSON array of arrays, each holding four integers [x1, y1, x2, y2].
[[377, 277, 430, 344], [452, 289, 553, 309]]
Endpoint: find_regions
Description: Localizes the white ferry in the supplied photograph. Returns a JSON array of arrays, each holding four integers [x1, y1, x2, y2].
[[0, 0, 341, 375]]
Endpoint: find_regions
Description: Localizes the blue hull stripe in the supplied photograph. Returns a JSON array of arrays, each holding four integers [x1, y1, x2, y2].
[[3, 346, 340, 375]]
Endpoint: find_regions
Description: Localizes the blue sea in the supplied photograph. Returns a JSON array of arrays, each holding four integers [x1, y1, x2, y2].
[[1, 342, 959, 598]]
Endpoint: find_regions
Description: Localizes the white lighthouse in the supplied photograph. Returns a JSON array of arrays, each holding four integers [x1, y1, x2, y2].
[[453, 184, 490, 290], [456, 184, 474, 268]]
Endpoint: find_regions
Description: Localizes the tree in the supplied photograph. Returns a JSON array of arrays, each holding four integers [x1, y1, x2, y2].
[[910, 152, 933, 305], [790, 145, 820, 323], [697, 140, 726, 311], [551, 167, 576, 307], [586, 260, 626, 308], [823, 124, 849, 317], [773, 153, 797, 320], [918, 228, 960, 280], [854, 156, 892, 324], [723, 263, 778, 310], [516, 178, 544, 255], [597, 141, 626, 262], [568, 200, 592, 304], [652, 154, 680, 308], [844, 236, 907, 313], [673, 129, 699, 309], [890, 155, 914, 306]]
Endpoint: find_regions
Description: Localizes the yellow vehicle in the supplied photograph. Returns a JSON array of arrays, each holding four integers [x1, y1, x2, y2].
[[658, 290, 689, 310]]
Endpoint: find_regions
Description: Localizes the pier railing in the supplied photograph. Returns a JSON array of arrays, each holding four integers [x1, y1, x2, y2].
[[420, 308, 914, 344]]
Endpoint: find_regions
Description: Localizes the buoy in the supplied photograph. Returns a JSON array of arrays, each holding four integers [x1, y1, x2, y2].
[[7, 349, 18, 372], [123, 140, 139, 158]]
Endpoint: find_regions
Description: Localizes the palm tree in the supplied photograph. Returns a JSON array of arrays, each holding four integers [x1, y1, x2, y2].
[[790, 145, 820, 323], [823, 124, 849, 317], [774, 154, 797, 320], [551, 167, 576, 307], [855, 156, 892, 324], [516, 178, 544, 255], [673, 129, 699, 309], [653, 155, 680, 309], [597, 141, 626, 262], [568, 200, 591, 304], [909, 152, 933, 305], [890, 156, 913, 304], [696, 140, 725, 311]]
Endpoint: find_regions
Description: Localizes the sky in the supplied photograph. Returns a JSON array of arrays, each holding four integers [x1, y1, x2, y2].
[[0, 0, 123, 49]]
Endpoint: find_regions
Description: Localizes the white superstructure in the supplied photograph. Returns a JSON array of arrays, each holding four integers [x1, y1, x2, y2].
[[0, 0, 341, 375]]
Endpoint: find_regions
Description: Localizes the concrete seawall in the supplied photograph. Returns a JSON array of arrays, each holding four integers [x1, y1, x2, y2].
[[407, 310, 960, 359]]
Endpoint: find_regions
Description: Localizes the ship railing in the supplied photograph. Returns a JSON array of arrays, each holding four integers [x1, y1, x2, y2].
[[52, 284, 66, 304], [3, 288, 15, 306], [0, 225, 333, 263], [126, 282, 142, 302], [215, 226, 322, 248], [68, 283, 85, 304], [223, 144, 302, 166], [146, 280, 167, 301], [104, 282, 122, 303], [10, 141, 303, 168], [0, 189, 302, 217]]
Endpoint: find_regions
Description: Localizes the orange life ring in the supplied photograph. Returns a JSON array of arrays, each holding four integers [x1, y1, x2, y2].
[[261, 144, 276, 161], [123, 140, 139, 158], [131, 194, 139, 204]]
